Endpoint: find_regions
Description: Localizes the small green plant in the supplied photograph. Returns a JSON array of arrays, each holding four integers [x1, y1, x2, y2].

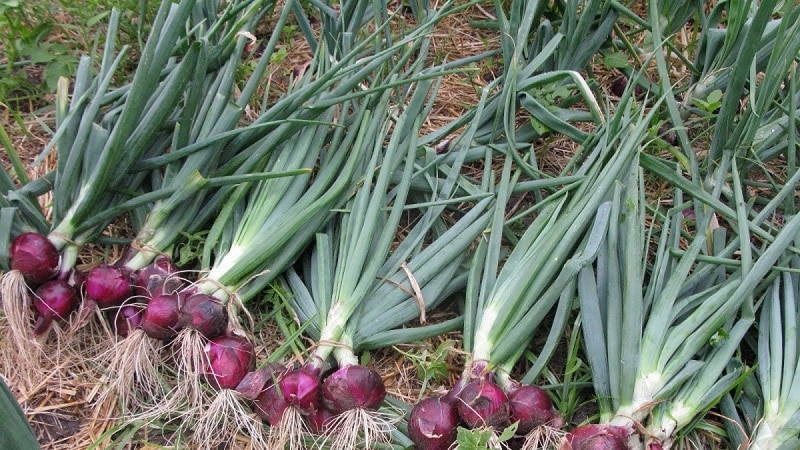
[[455, 423, 517, 449], [395, 339, 455, 400], [692, 88, 723, 114]]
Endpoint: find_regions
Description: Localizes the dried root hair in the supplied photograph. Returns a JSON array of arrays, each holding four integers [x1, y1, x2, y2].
[[192, 389, 268, 450], [322, 407, 399, 450], [172, 327, 212, 413], [90, 328, 168, 416], [520, 424, 567, 450], [1, 271, 43, 360], [267, 406, 314, 450]]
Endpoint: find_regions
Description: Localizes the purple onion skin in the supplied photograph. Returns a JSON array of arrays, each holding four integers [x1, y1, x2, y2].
[[32, 279, 79, 334], [408, 396, 461, 450], [10, 232, 60, 285], [560, 424, 630, 450], [86, 264, 132, 308], [141, 291, 183, 340], [235, 362, 286, 400], [204, 334, 256, 390], [254, 383, 289, 425], [306, 405, 334, 434], [110, 303, 146, 337], [508, 385, 563, 434], [322, 365, 386, 414], [179, 293, 227, 339], [456, 378, 510, 429], [279, 369, 322, 414], [133, 255, 182, 297]]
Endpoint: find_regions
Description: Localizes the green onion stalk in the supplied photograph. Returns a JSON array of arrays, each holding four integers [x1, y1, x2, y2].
[[572, 155, 800, 450], [129, 2, 472, 445], [0, 377, 39, 450], [647, 0, 800, 181], [249, 60, 473, 447], [678, 0, 800, 123], [402, 85, 650, 450], [743, 250, 800, 450], [89, 0, 290, 420], [280, 88, 502, 449], [419, 0, 614, 162]]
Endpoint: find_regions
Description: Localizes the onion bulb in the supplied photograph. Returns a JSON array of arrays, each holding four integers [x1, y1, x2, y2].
[[203, 334, 256, 390], [141, 291, 183, 340], [86, 264, 132, 308], [560, 424, 629, 450], [508, 385, 563, 434], [10, 232, 59, 285], [456, 378, 510, 429], [178, 293, 227, 339], [408, 396, 461, 450], [321, 364, 386, 414], [31, 279, 79, 334]]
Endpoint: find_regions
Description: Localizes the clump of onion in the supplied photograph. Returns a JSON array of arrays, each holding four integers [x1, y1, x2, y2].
[[203, 334, 256, 390], [10, 232, 60, 285], [508, 385, 563, 434], [192, 334, 265, 450], [141, 291, 184, 340], [32, 278, 80, 335], [456, 377, 510, 429], [86, 264, 132, 308], [322, 364, 386, 414], [560, 424, 630, 450], [408, 396, 461, 450]]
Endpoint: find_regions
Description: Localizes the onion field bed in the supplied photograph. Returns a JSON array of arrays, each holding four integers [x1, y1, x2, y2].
[[1, 1, 799, 449]]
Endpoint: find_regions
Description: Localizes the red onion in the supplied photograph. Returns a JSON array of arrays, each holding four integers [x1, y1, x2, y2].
[[561, 424, 630, 450], [321, 365, 386, 414], [508, 385, 563, 434], [141, 291, 183, 340], [32, 279, 79, 334], [254, 383, 289, 425], [456, 378, 510, 429], [408, 396, 461, 450], [254, 368, 323, 425], [86, 264, 132, 308], [10, 232, 59, 285], [110, 303, 146, 337], [279, 369, 322, 413], [203, 334, 256, 390], [179, 293, 227, 339]]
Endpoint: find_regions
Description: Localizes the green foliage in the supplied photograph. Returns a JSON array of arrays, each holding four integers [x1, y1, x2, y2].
[[0, 378, 40, 449], [455, 423, 517, 449], [0, 0, 155, 111], [394, 340, 456, 400], [692, 89, 723, 115]]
